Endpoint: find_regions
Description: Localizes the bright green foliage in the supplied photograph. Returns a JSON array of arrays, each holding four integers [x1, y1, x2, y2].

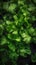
[[0, 0, 36, 65]]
